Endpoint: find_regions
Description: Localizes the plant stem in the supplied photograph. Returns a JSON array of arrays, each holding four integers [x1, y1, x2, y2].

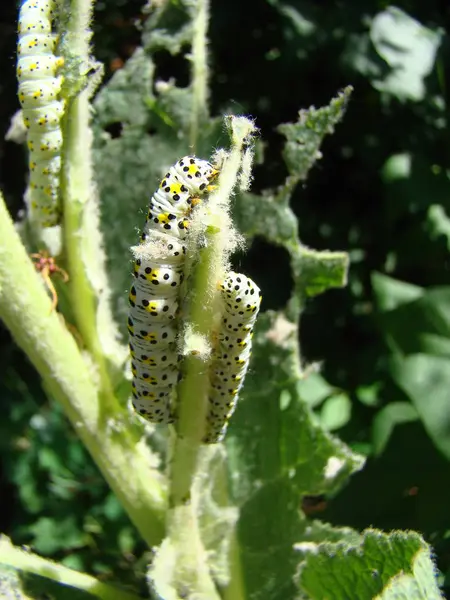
[[61, 0, 124, 406], [223, 532, 247, 600], [165, 505, 223, 599], [170, 232, 223, 505], [170, 116, 257, 505], [189, 0, 210, 150], [0, 196, 166, 547], [0, 537, 141, 600], [161, 117, 255, 598], [62, 89, 118, 402]]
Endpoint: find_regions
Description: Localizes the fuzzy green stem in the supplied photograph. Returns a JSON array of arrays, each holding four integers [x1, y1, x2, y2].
[[62, 91, 118, 403], [189, 0, 210, 149], [169, 116, 257, 503], [223, 532, 247, 600], [163, 505, 222, 599], [61, 0, 122, 409], [0, 537, 141, 600], [162, 232, 223, 597], [211, 447, 246, 600], [0, 197, 166, 546], [170, 235, 222, 507], [162, 118, 255, 598]]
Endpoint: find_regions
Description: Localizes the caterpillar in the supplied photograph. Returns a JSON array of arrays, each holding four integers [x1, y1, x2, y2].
[[128, 156, 217, 423], [17, 0, 64, 228], [203, 272, 262, 443]]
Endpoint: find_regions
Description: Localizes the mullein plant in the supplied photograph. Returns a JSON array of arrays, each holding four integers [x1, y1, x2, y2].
[[0, 0, 444, 599], [1, 0, 261, 595]]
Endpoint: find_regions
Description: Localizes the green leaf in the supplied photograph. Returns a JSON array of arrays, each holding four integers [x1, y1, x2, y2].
[[370, 7, 443, 101], [28, 517, 85, 555], [372, 272, 423, 313], [427, 204, 450, 252], [294, 520, 362, 548], [93, 48, 155, 128], [356, 384, 381, 408], [227, 313, 365, 599], [233, 90, 351, 308], [278, 86, 353, 181], [297, 372, 334, 408], [294, 247, 349, 297], [141, 0, 193, 54], [233, 191, 299, 245], [390, 354, 450, 460], [296, 529, 443, 599], [373, 275, 450, 357], [320, 393, 352, 431], [372, 402, 419, 456], [237, 480, 305, 600], [218, 92, 360, 587]]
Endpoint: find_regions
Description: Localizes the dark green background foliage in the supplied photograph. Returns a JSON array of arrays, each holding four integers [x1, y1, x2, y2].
[[1, 0, 450, 596]]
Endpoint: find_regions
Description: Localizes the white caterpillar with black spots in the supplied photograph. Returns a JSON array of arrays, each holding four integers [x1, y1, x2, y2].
[[203, 272, 262, 443], [128, 156, 217, 423], [17, 0, 65, 227]]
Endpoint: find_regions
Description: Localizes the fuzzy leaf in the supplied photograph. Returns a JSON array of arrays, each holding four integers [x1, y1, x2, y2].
[[93, 49, 223, 329], [234, 90, 351, 305], [277, 86, 352, 181], [296, 529, 443, 599], [226, 312, 365, 599]]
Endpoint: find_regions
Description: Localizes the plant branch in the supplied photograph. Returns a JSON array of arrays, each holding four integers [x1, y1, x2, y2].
[[160, 118, 256, 598], [189, 0, 210, 149], [0, 195, 166, 546], [169, 117, 256, 507], [61, 0, 124, 409], [0, 537, 141, 600]]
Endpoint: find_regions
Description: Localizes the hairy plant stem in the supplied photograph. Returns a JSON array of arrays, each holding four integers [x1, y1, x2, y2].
[[62, 90, 117, 409], [170, 232, 223, 506], [161, 228, 224, 595], [170, 117, 256, 501], [61, 0, 120, 410], [223, 532, 247, 600], [189, 0, 210, 149], [0, 537, 141, 600], [163, 117, 256, 596], [0, 197, 166, 546], [213, 450, 246, 600], [41, 0, 168, 546]]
